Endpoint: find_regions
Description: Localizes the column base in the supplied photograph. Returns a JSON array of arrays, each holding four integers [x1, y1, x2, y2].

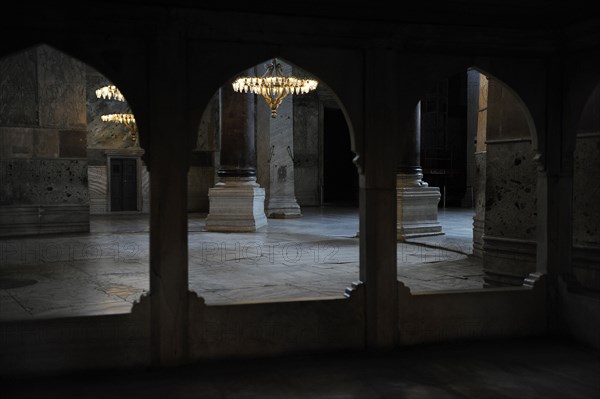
[[206, 178, 267, 232], [482, 235, 536, 287], [266, 196, 302, 219], [472, 215, 485, 258], [396, 173, 443, 240]]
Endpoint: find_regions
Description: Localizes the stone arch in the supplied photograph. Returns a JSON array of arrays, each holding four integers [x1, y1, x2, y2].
[[0, 39, 150, 152], [393, 58, 542, 288], [187, 52, 362, 213], [467, 66, 540, 286], [469, 66, 539, 150], [0, 42, 150, 318], [185, 54, 362, 303], [187, 44, 363, 173]]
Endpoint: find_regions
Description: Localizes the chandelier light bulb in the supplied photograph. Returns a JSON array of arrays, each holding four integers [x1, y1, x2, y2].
[[96, 84, 138, 142], [95, 85, 126, 102]]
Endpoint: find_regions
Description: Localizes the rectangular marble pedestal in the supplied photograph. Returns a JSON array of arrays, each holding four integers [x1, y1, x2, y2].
[[397, 186, 443, 240], [266, 196, 302, 218], [206, 184, 267, 232]]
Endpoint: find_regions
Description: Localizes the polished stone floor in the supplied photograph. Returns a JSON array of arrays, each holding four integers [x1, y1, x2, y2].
[[0, 206, 482, 320], [3, 336, 599, 399]]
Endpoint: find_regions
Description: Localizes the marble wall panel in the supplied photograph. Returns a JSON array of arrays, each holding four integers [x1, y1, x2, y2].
[[188, 166, 213, 212], [59, 130, 87, 158], [267, 81, 295, 200], [293, 93, 321, 206], [573, 134, 600, 247], [484, 141, 537, 240], [482, 140, 537, 286], [256, 96, 271, 191], [196, 91, 220, 152], [485, 78, 530, 142], [0, 127, 33, 159], [88, 165, 108, 214], [472, 151, 486, 258], [141, 165, 150, 213], [1, 45, 90, 234], [0, 159, 88, 205], [37, 45, 86, 130], [572, 133, 600, 291], [397, 278, 546, 345], [187, 89, 219, 212], [33, 129, 60, 158], [0, 48, 38, 126]]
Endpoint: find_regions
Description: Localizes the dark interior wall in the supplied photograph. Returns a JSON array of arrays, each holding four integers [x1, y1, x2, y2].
[[0, 45, 90, 236], [572, 83, 600, 291], [323, 107, 358, 205], [188, 91, 219, 213]]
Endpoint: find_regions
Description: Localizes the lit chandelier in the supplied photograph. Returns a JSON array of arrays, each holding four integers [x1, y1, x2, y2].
[[95, 85, 138, 142], [232, 58, 318, 118]]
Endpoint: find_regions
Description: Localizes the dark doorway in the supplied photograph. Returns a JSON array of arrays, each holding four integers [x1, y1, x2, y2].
[[323, 107, 358, 206], [110, 158, 138, 211], [420, 72, 468, 207]]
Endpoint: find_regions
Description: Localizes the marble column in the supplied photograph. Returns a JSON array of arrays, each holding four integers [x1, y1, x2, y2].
[[361, 48, 398, 349], [473, 72, 488, 258], [396, 102, 443, 240], [256, 61, 302, 218], [482, 78, 537, 287], [205, 74, 267, 232]]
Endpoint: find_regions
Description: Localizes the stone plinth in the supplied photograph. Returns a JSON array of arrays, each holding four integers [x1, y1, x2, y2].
[[472, 151, 486, 258], [205, 178, 267, 232], [396, 173, 443, 240], [265, 196, 301, 218], [482, 235, 536, 286]]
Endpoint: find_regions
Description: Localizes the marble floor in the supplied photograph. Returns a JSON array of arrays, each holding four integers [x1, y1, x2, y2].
[[0, 206, 483, 320], [3, 336, 599, 399]]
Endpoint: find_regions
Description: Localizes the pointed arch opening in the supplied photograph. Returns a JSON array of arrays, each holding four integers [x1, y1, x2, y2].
[[396, 66, 540, 291], [185, 57, 361, 304]]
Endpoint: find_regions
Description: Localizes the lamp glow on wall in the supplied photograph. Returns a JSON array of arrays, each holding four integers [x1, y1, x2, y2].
[[95, 85, 138, 143], [232, 58, 318, 118]]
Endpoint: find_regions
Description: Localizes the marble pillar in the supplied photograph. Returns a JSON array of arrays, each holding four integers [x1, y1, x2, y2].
[[481, 78, 537, 287], [206, 75, 267, 232], [396, 102, 443, 240], [256, 61, 302, 218], [292, 93, 321, 206], [472, 72, 488, 258]]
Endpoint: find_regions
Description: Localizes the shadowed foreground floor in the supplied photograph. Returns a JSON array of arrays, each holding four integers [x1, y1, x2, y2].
[[1, 207, 482, 319], [3, 336, 599, 399]]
